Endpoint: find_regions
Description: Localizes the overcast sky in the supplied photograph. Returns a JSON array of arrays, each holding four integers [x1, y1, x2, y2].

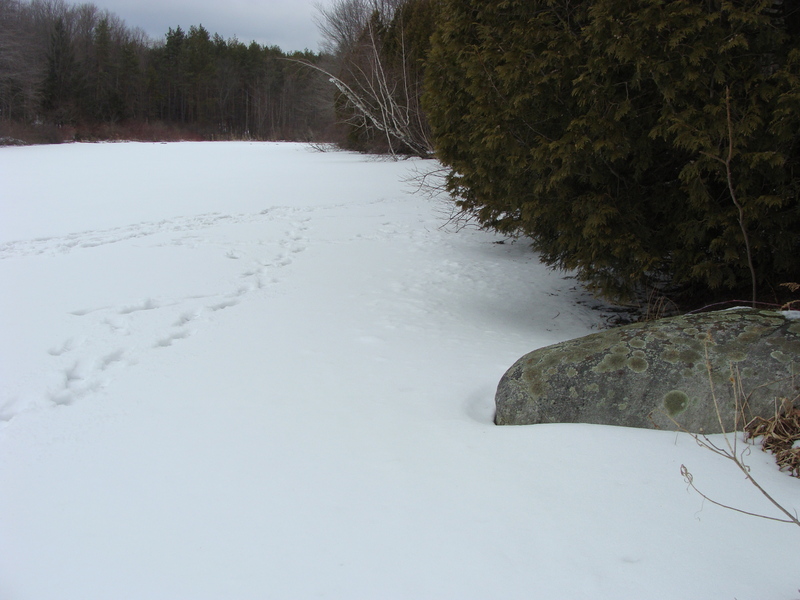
[[85, 0, 324, 52]]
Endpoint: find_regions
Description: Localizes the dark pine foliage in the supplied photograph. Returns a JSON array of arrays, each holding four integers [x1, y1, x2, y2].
[[423, 0, 800, 303]]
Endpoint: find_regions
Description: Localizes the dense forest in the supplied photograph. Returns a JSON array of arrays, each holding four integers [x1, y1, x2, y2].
[[0, 0, 332, 142], [0, 0, 437, 150]]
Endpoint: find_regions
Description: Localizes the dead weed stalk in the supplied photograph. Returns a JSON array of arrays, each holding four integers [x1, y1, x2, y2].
[[679, 340, 800, 528]]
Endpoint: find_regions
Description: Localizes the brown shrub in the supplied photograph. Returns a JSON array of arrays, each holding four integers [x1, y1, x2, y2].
[[746, 402, 800, 477]]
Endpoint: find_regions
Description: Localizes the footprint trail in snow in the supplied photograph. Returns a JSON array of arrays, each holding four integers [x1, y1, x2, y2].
[[0, 206, 314, 422]]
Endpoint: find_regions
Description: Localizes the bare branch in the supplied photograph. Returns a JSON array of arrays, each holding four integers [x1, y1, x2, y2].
[[676, 340, 800, 528], [286, 52, 433, 158], [699, 87, 758, 306], [681, 464, 798, 524]]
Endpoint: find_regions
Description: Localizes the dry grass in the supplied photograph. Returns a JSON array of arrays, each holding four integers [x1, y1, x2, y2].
[[641, 288, 680, 321], [746, 402, 800, 478], [781, 282, 800, 311], [0, 120, 218, 145]]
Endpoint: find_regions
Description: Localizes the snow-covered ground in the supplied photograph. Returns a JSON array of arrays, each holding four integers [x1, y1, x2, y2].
[[0, 142, 796, 600]]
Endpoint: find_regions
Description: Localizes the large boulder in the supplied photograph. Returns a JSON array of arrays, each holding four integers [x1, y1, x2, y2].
[[495, 308, 800, 433]]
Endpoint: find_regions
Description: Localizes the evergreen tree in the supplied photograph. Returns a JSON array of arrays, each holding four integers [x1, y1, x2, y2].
[[43, 16, 78, 124], [424, 0, 800, 302], [118, 39, 144, 120], [162, 26, 188, 121], [90, 17, 124, 121], [185, 25, 214, 123]]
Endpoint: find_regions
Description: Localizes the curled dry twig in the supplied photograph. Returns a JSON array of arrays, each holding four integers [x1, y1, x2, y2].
[[679, 337, 800, 528], [680, 464, 797, 524]]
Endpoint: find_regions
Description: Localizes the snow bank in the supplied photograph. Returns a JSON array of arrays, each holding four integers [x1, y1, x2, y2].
[[0, 142, 796, 600]]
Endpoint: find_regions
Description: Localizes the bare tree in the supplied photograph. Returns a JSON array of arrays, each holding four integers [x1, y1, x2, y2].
[[0, 0, 44, 121], [315, 0, 404, 55], [315, 0, 370, 56], [309, 0, 433, 157]]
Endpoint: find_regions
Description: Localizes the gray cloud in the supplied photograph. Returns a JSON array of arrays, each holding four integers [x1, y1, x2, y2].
[[91, 0, 322, 51]]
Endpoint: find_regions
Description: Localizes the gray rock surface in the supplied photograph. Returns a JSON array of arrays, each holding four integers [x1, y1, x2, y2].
[[495, 308, 800, 433]]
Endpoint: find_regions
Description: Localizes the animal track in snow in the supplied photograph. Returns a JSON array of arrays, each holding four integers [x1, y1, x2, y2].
[[103, 317, 129, 334], [209, 298, 239, 311], [155, 329, 191, 348], [0, 212, 245, 259], [48, 339, 75, 356], [99, 350, 125, 370], [70, 307, 109, 316], [119, 298, 160, 314], [0, 207, 316, 260], [4, 205, 324, 422], [50, 360, 104, 407], [174, 310, 200, 327]]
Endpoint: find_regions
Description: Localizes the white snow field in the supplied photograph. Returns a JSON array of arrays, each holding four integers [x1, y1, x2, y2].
[[0, 142, 797, 600]]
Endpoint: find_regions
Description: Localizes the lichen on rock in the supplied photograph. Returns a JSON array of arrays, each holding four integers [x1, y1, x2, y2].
[[495, 308, 800, 433]]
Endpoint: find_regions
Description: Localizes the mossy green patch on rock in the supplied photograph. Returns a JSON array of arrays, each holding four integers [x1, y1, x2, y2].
[[771, 350, 791, 364], [663, 391, 689, 416], [593, 352, 628, 373], [626, 356, 649, 373], [661, 348, 681, 364], [495, 308, 800, 433], [722, 345, 748, 362]]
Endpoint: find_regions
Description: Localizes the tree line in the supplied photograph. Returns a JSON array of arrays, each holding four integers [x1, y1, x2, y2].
[[0, 0, 331, 141]]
